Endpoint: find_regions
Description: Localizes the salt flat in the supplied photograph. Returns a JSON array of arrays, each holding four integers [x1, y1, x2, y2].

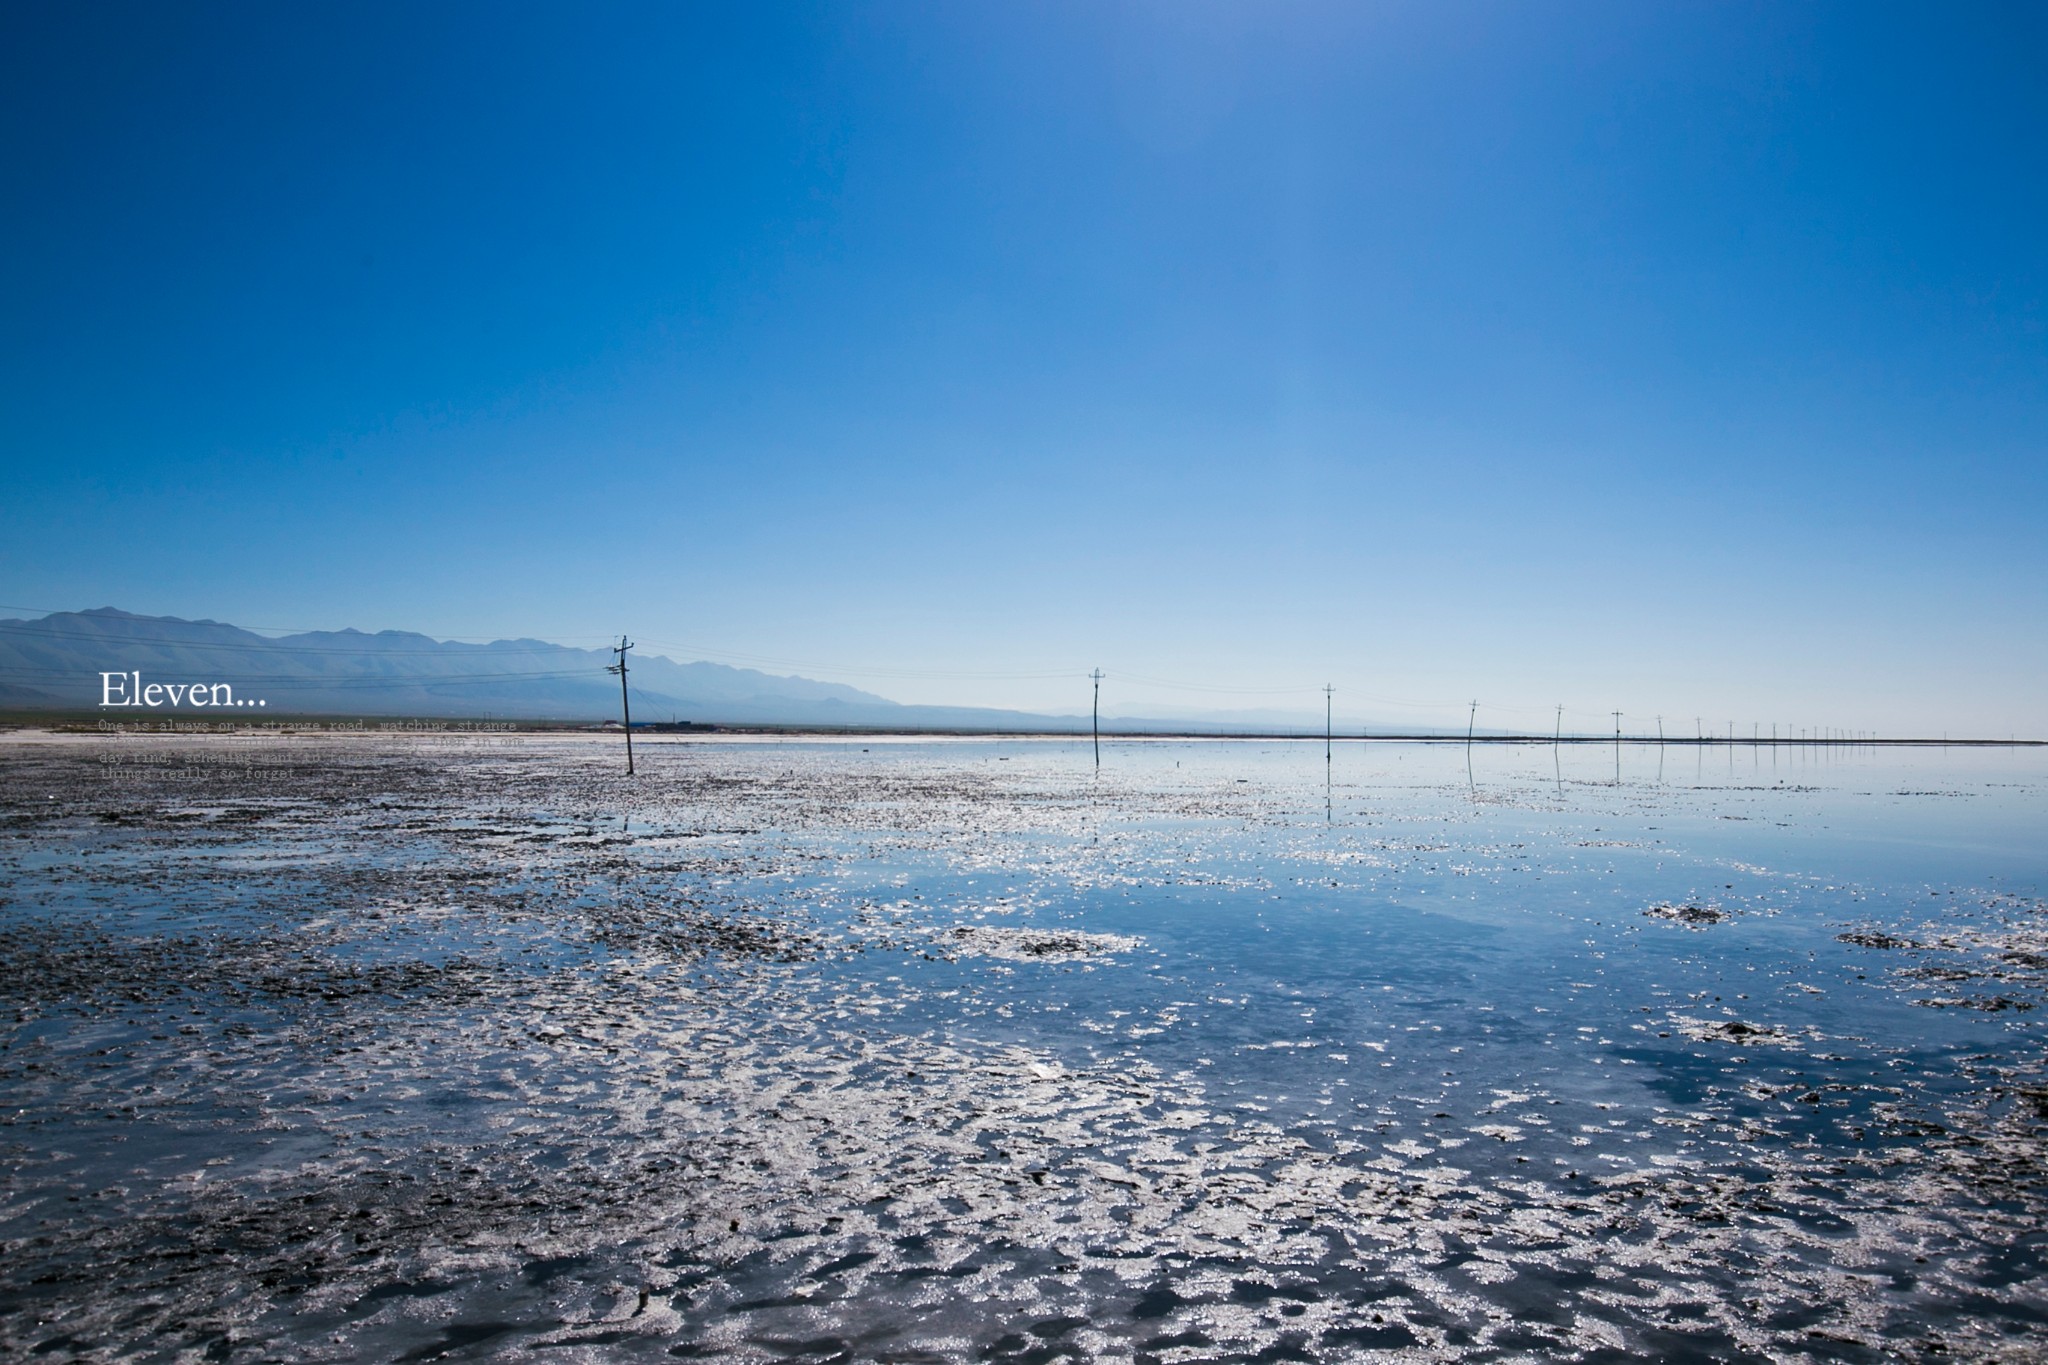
[[2, 732, 2043, 1361]]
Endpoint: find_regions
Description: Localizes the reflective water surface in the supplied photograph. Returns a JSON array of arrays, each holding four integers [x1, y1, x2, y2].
[[2, 733, 2043, 1361]]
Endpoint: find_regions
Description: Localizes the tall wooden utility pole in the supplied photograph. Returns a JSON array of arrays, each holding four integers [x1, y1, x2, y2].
[[1466, 700, 1478, 747], [607, 637, 635, 775], [1611, 710, 1622, 741], [1555, 705, 1564, 744], [1090, 669, 1103, 768]]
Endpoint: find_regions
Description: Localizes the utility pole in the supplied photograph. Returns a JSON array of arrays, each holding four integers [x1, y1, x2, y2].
[[1612, 710, 1622, 742], [607, 636, 635, 776], [1555, 705, 1564, 744], [1090, 669, 1103, 768], [1656, 715, 1664, 743], [1467, 700, 1478, 747], [1324, 684, 1334, 766]]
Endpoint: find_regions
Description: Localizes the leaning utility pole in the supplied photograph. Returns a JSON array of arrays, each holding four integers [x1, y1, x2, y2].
[[1555, 705, 1564, 744], [1467, 700, 1478, 747], [607, 637, 635, 775], [1090, 669, 1104, 768]]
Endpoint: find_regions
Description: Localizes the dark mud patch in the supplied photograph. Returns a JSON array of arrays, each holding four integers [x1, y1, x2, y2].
[[1912, 995, 2035, 1013], [942, 925, 1142, 961], [1838, 929, 1921, 950], [1669, 1014, 1804, 1047]]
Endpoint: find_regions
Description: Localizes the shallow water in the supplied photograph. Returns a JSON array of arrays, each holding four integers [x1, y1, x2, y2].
[[2, 733, 2043, 1362]]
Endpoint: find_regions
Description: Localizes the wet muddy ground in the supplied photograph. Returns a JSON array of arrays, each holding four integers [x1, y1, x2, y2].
[[1, 732, 2044, 1362]]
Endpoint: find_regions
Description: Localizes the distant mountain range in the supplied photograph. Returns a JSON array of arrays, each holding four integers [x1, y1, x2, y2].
[[0, 608, 1094, 728], [0, 608, 1468, 733]]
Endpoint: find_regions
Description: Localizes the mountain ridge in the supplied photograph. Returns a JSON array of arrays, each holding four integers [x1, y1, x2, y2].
[[0, 608, 1445, 734], [0, 608, 1069, 726]]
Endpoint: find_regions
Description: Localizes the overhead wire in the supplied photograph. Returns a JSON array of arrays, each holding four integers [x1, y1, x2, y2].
[[0, 604, 1707, 725]]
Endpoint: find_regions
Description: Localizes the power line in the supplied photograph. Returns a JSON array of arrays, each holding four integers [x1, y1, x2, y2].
[[631, 638, 1085, 683], [0, 607, 1951, 739]]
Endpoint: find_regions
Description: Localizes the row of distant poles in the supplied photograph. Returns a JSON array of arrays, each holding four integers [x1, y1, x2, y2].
[[1479, 700, 1874, 747], [1091, 674, 1872, 762], [610, 649, 1879, 777], [1053, 674, 1879, 776]]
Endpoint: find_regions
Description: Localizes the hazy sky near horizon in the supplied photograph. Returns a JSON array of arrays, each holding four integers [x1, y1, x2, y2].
[[3, 2, 2044, 734]]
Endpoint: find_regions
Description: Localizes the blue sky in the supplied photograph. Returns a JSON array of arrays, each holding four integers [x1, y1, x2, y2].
[[3, 1, 2043, 734]]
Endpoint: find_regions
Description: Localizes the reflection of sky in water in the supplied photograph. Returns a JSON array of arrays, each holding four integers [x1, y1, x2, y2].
[[4, 736, 2043, 1361], [811, 740, 2044, 1193]]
